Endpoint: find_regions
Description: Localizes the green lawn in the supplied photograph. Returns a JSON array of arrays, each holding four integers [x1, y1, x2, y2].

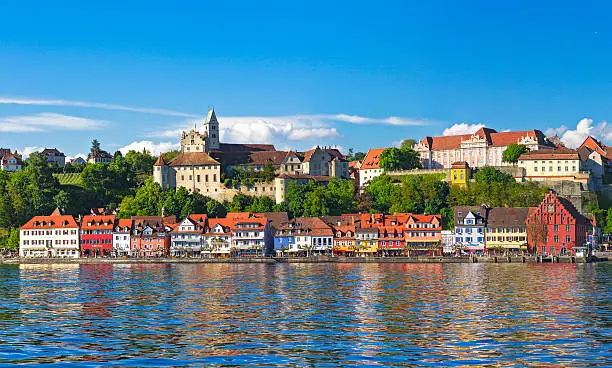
[[53, 173, 83, 187]]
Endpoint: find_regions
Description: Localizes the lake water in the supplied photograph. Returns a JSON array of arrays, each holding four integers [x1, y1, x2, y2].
[[0, 263, 609, 366]]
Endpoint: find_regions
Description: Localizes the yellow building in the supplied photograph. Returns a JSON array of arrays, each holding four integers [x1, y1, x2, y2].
[[355, 228, 378, 256], [451, 161, 471, 187], [485, 207, 531, 254]]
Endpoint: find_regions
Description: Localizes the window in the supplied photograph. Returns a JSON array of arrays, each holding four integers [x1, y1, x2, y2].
[[554, 235, 559, 243], [197, 175, 201, 182], [566, 225, 570, 232], [557, 167, 561, 172], [572, 166, 576, 171], [565, 166, 568, 171], [205, 175, 209, 182], [542, 167, 545, 172], [549, 167, 553, 172], [534, 167, 538, 172], [566, 235, 571, 243], [554, 225, 558, 232]]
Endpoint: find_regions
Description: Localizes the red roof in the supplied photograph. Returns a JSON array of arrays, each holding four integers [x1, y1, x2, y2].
[[579, 136, 607, 156], [153, 155, 167, 166], [1, 153, 23, 166], [81, 215, 116, 230], [518, 147, 579, 161], [116, 219, 133, 231], [418, 128, 548, 150], [21, 215, 78, 230], [360, 148, 386, 170]]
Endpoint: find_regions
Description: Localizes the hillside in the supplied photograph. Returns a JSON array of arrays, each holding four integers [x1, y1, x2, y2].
[[53, 173, 83, 187]]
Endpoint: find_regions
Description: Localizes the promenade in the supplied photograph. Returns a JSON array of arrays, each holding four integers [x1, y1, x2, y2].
[[0, 255, 593, 265]]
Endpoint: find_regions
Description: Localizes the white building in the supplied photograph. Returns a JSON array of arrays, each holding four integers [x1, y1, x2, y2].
[[19, 209, 80, 258], [202, 219, 233, 257], [359, 148, 386, 187], [415, 128, 552, 169], [170, 215, 206, 257], [231, 217, 269, 256], [112, 219, 133, 256], [441, 230, 455, 255], [453, 205, 488, 254], [1, 153, 23, 172]]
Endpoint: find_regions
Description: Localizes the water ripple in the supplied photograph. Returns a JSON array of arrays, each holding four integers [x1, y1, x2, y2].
[[0, 263, 609, 366]]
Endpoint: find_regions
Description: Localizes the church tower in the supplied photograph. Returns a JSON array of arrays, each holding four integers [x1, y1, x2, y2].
[[204, 108, 220, 151]]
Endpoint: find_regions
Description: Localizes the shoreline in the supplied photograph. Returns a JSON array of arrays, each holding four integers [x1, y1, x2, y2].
[[1, 255, 604, 265]]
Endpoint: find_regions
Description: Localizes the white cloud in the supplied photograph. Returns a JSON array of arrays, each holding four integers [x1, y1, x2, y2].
[[146, 113, 426, 148], [119, 141, 180, 156], [18, 146, 44, 159], [0, 97, 199, 118], [287, 127, 340, 140], [0, 113, 105, 133], [544, 126, 568, 138], [548, 118, 611, 148], [442, 123, 485, 136]]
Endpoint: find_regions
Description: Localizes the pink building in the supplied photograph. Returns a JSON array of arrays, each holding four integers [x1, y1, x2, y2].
[[415, 127, 552, 169]]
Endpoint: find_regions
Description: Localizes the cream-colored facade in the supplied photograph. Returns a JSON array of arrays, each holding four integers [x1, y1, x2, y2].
[[485, 227, 528, 251], [518, 149, 582, 182], [173, 164, 223, 197]]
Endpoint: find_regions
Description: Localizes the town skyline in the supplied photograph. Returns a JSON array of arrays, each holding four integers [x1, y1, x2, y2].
[[1, 1, 612, 158]]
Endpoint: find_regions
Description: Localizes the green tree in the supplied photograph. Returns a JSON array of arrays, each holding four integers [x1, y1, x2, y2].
[[7, 227, 19, 250], [90, 139, 101, 157], [379, 146, 422, 171], [206, 200, 227, 218], [248, 196, 275, 213], [400, 139, 417, 149], [474, 166, 513, 184], [605, 208, 612, 234], [326, 178, 356, 215], [262, 161, 276, 182], [53, 190, 70, 211], [502, 144, 528, 164]]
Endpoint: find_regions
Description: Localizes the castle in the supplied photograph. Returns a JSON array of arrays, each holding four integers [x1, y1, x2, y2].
[[154, 108, 349, 202]]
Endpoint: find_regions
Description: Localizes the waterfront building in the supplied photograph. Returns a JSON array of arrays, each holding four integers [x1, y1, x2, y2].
[[230, 215, 271, 256], [359, 148, 386, 187], [1, 153, 23, 172], [485, 208, 531, 254], [331, 225, 356, 256], [355, 227, 378, 256], [130, 216, 176, 257], [403, 214, 443, 256], [112, 219, 133, 257], [80, 215, 115, 257], [19, 208, 80, 258], [441, 230, 455, 255], [202, 218, 233, 257], [526, 191, 591, 255], [170, 214, 207, 257], [377, 226, 405, 256], [41, 148, 66, 167], [453, 205, 488, 253], [450, 161, 470, 187], [415, 127, 552, 169], [273, 220, 297, 255]]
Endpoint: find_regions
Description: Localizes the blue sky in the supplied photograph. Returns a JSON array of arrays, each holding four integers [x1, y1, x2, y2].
[[1, 0, 611, 158]]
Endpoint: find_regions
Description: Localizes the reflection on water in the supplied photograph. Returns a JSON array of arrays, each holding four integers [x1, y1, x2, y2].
[[0, 263, 609, 366]]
